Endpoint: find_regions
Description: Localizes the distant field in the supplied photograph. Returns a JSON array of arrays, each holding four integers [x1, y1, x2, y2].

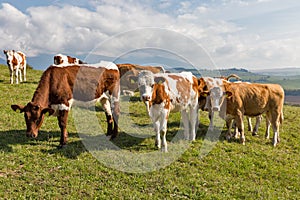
[[0, 65, 299, 199]]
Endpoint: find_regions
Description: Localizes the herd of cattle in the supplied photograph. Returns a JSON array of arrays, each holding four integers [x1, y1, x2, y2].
[[4, 50, 285, 152]]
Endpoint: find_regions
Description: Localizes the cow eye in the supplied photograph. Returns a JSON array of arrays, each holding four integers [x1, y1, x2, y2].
[[151, 84, 154, 88], [33, 106, 40, 111]]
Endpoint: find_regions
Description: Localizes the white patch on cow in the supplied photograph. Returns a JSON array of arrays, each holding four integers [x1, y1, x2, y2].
[[51, 99, 73, 116]]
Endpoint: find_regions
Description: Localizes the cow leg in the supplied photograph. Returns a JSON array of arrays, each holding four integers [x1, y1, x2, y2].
[[57, 110, 69, 148], [111, 101, 120, 139], [23, 66, 27, 82], [18, 69, 23, 83], [235, 113, 245, 145], [252, 115, 262, 136], [153, 121, 161, 149], [247, 117, 252, 132], [181, 110, 190, 140], [265, 112, 271, 139], [189, 106, 198, 141], [9, 70, 13, 84], [15, 69, 19, 84], [208, 111, 214, 131], [105, 113, 113, 136], [161, 119, 168, 152], [271, 112, 281, 147], [100, 97, 113, 136]]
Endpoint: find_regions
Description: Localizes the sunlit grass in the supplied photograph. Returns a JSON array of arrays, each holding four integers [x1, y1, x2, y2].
[[0, 65, 299, 199]]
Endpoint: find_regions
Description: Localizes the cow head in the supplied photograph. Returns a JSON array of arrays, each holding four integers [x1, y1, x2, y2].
[[11, 103, 54, 138], [3, 50, 15, 65], [54, 54, 63, 65]]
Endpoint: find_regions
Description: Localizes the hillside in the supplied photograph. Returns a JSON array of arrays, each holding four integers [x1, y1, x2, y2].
[[0, 65, 299, 198]]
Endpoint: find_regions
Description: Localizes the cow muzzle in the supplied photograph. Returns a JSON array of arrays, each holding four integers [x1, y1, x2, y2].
[[142, 95, 150, 102], [26, 131, 38, 138], [212, 106, 220, 112]]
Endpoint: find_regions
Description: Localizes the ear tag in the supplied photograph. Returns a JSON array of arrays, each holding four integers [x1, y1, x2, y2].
[[203, 93, 207, 97], [16, 109, 21, 113], [45, 112, 50, 117]]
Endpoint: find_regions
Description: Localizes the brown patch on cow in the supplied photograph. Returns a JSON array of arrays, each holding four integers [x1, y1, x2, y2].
[[11, 55, 18, 70], [67, 56, 77, 64], [168, 75, 191, 104], [150, 83, 170, 110], [17, 52, 26, 67]]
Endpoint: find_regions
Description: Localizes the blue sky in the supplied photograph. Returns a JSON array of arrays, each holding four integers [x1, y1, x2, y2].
[[1, 0, 300, 70]]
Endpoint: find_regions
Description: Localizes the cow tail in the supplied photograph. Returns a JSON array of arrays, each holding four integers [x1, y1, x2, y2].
[[280, 110, 284, 125]]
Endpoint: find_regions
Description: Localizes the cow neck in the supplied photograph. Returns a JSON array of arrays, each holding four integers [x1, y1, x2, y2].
[[31, 69, 51, 108]]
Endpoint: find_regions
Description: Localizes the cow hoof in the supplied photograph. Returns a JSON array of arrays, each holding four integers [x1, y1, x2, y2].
[[252, 132, 258, 136]]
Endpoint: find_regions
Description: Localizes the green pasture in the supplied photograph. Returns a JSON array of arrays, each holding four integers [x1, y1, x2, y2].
[[0, 65, 299, 199]]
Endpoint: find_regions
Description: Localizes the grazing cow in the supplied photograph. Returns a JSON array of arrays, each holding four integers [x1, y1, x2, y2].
[[202, 80, 284, 146], [3, 50, 26, 84], [138, 70, 199, 152], [116, 63, 165, 94], [54, 54, 86, 65], [11, 64, 120, 148]]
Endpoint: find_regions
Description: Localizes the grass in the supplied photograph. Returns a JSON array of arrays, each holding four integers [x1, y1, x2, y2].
[[0, 64, 299, 199]]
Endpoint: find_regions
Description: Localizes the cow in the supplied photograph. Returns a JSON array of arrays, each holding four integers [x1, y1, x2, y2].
[[116, 63, 165, 95], [196, 74, 261, 132], [11, 63, 120, 148], [202, 80, 284, 146], [138, 70, 199, 152], [3, 50, 27, 84], [54, 54, 86, 65]]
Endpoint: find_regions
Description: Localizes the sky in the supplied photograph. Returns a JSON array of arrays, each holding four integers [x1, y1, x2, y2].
[[0, 0, 300, 70]]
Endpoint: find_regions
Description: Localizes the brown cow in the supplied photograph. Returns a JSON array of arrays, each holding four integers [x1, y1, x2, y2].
[[11, 64, 120, 148], [210, 81, 284, 146]]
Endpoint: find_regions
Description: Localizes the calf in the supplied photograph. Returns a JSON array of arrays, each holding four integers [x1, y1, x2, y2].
[[54, 54, 86, 65], [3, 50, 26, 84], [11, 64, 120, 148], [138, 71, 199, 152], [208, 81, 284, 146]]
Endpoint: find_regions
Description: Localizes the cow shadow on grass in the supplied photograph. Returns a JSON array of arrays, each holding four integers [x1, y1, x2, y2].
[[1, 121, 227, 160]]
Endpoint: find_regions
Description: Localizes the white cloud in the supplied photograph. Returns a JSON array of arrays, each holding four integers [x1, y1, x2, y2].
[[0, 1, 300, 69]]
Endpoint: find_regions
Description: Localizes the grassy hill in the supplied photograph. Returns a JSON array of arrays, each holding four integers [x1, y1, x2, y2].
[[0, 65, 299, 199]]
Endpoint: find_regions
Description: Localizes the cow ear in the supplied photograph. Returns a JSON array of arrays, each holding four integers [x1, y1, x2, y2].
[[11, 105, 25, 113], [128, 75, 138, 83], [154, 77, 165, 84], [225, 91, 233, 98], [42, 108, 55, 116], [200, 91, 209, 97], [3, 50, 7, 54]]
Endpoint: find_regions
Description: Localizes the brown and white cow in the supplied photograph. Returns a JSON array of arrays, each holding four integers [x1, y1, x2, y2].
[[138, 70, 199, 152], [54, 54, 86, 65], [3, 50, 26, 84], [11, 64, 120, 148], [116, 63, 165, 94], [201, 80, 284, 146]]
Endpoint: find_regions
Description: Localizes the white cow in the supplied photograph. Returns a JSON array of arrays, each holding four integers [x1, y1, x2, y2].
[[3, 50, 26, 84], [138, 70, 199, 152]]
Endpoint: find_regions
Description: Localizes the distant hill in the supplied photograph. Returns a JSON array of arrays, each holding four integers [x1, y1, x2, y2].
[[252, 67, 300, 76]]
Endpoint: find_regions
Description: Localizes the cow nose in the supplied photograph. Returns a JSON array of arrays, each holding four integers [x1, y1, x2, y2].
[[26, 132, 37, 138], [212, 107, 220, 112], [204, 107, 209, 111], [142, 95, 150, 101]]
